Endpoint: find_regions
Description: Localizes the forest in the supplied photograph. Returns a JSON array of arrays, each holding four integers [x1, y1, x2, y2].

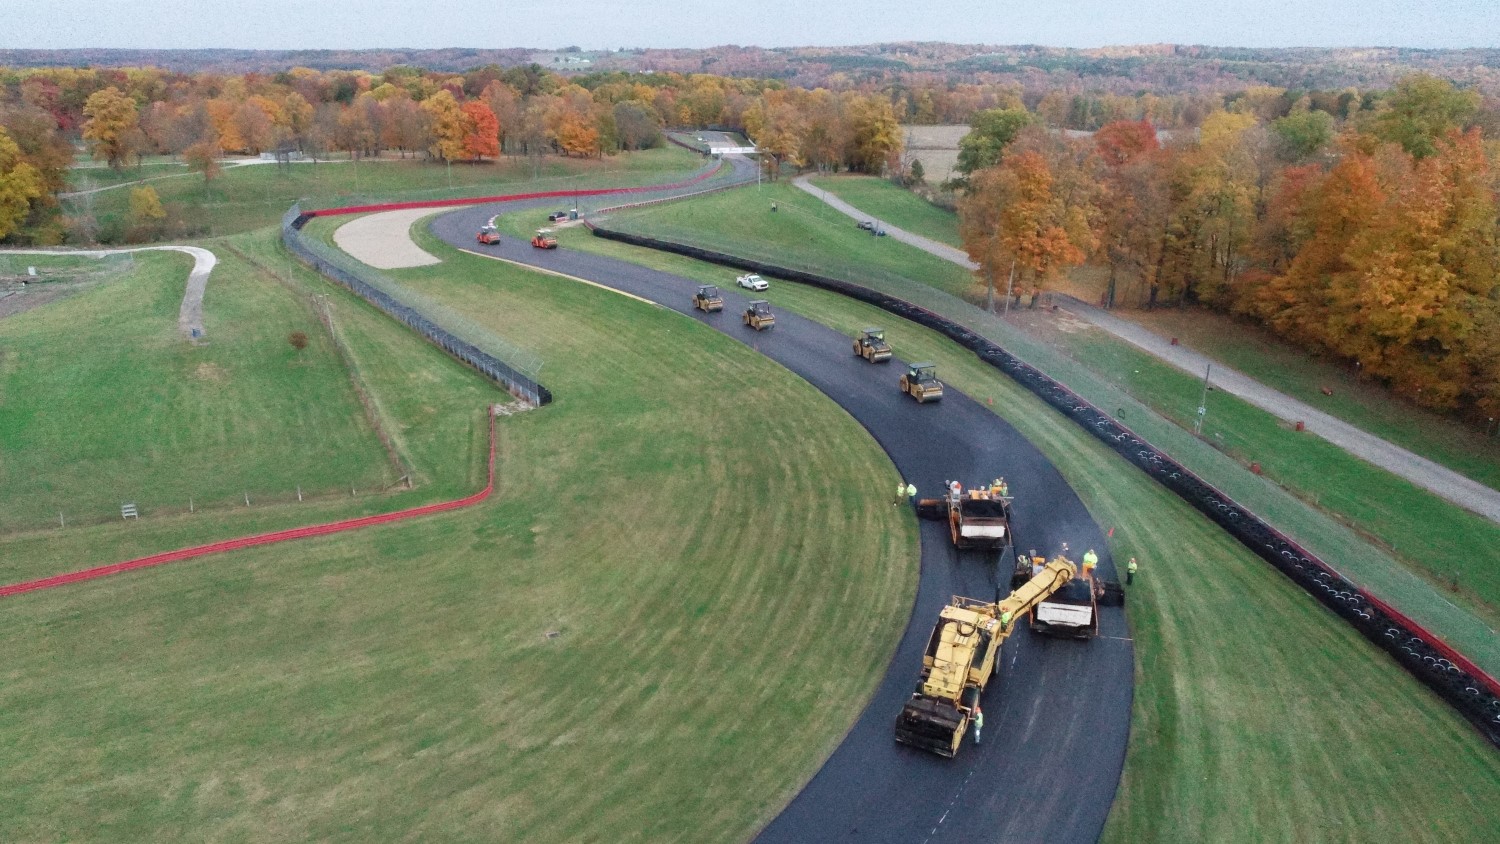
[[0, 59, 1496, 419]]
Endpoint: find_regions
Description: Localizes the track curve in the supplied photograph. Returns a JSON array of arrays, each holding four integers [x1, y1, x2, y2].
[[427, 191, 1133, 842]]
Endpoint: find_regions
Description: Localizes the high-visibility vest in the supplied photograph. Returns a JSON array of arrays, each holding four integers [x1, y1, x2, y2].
[[1128, 559, 1139, 573], [1084, 550, 1099, 566], [973, 709, 984, 729]]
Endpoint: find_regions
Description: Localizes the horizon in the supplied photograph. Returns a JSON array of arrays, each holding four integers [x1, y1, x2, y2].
[[5, 1, 1499, 52]]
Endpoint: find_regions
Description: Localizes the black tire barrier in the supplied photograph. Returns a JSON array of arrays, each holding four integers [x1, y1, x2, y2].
[[590, 223, 1500, 749], [282, 207, 552, 406]]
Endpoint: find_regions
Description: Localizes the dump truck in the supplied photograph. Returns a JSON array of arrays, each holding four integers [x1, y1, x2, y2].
[[743, 299, 775, 330], [531, 229, 558, 249], [900, 362, 944, 402], [1013, 548, 1126, 634], [853, 327, 893, 363], [894, 559, 1077, 757], [476, 224, 502, 245], [693, 285, 724, 313]]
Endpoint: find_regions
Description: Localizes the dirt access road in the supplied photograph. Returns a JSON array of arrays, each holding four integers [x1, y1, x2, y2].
[[793, 175, 1500, 526], [0, 245, 216, 339]]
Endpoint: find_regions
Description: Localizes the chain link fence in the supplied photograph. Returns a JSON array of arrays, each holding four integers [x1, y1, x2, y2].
[[281, 204, 551, 405]]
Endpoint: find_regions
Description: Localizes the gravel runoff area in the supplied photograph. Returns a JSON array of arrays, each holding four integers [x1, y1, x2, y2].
[[792, 176, 1500, 526], [331, 207, 444, 270], [0, 246, 216, 339], [429, 203, 1132, 843]]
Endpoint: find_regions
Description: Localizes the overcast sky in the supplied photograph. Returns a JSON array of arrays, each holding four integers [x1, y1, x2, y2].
[[5, 0, 1499, 51]]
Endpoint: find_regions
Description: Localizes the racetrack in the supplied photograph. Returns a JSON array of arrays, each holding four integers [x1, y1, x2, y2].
[[428, 201, 1132, 842]]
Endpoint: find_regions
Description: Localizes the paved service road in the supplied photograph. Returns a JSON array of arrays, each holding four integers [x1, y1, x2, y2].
[[429, 198, 1132, 843]]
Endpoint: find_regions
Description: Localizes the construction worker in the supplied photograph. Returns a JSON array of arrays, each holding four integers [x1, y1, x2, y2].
[[1127, 557, 1138, 585], [1031, 554, 1044, 577], [972, 705, 984, 745], [894, 480, 907, 506], [998, 477, 1009, 497], [771, 201, 778, 212], [905, 482, 917, 505], [999, 609, 1013, 630], [1083, 548, 1099, 576]]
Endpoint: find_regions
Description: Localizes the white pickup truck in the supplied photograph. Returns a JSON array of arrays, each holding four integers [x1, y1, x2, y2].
[[736, 273, 770, 291]]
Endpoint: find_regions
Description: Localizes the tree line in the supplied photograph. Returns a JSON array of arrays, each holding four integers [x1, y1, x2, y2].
[[0, 63, 909, 243], [954, 73, 1500, 420]]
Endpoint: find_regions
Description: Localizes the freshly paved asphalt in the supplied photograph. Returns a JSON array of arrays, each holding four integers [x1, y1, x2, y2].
[[428, 182, 1133, 843]]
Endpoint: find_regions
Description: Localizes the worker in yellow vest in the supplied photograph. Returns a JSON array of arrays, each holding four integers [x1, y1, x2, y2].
[[1083, 548, 1099, 577], [972, 705, 984, 745], [1127, 557, 1139, 585]]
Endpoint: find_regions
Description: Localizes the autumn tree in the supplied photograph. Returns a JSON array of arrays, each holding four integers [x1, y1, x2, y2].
[[1094, 119, 1158, 166], [0, 127, 44, 240], [422, 90, 469, 162], [382, 95, 430, 158], [844, 94, 902, 174], [1271, 109, 1336, 161], [1372, 73, 1480, 159], [81, 86, 140, 169], [460, 100, 500, 161], [183, 139, 221, 183], [613, 101, 663, 151], [127, 185, 166, 240], [953, 107, 1032, 184], [960, 150, 1094, 305]]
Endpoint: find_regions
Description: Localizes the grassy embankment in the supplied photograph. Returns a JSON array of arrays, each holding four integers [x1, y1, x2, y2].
[[65, 146, 707, 241], [535, 201, 1500, 841], [807, 174, 963, 247], [0, 218, 914, 842], [601, 178, 1500, 662], [591, 180, 978, 298], [0, 249, 393, 535]]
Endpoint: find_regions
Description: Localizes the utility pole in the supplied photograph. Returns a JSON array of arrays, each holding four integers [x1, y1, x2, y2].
[[1194, 364, 1212, 435], [1003, 261, 1016, 316]]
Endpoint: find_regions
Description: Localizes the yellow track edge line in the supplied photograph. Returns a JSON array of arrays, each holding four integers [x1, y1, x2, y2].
[[458, 247, 663, 308]]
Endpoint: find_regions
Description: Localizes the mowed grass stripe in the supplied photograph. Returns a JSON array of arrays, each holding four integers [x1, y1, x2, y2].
[[0, 223, 915, 842], [547, 227, 1500, 842]]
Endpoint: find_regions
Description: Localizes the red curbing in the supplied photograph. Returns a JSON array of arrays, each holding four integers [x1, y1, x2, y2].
[[301, 160, 725, 219], [1362, 591, 1500, 697], [0, 411, 497, 600]]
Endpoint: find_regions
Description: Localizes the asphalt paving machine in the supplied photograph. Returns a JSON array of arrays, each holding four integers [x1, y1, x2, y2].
[[894, 559, 1077, 757]]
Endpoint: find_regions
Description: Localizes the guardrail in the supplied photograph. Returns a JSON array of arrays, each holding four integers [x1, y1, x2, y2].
[[587, 223, 1500, 748]]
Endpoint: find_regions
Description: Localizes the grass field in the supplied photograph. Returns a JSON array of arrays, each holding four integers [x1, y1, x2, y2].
[[599, 181, 979, 299], [600, 179, 1500, 657], [0, 222, 916, 842], [65, 147, 706, 242], [1122, 307, 1500, 490], [543, 225, 1500, 841], [807, 174, 963, 247], [0, 248, 394, 535]]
